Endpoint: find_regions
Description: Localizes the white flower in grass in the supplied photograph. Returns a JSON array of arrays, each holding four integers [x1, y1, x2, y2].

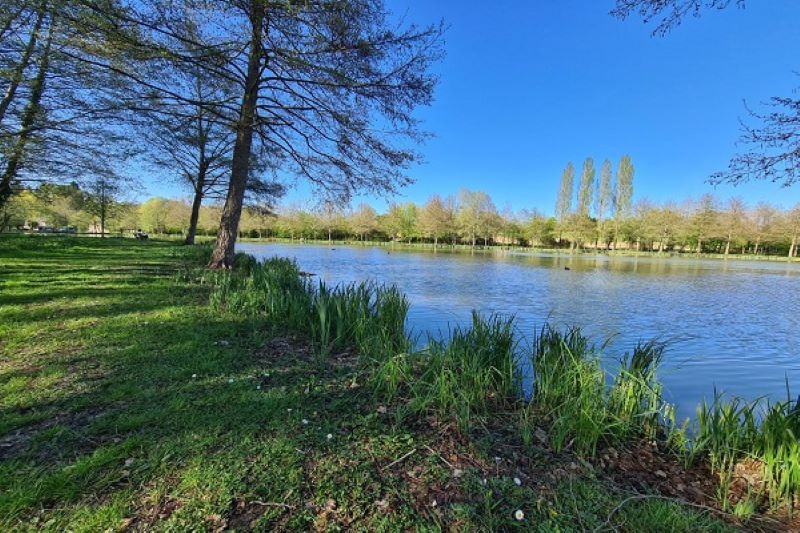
[[514, 510, 525, 521], [228, 378, 234, 384], [301, 419, 309, 425], [326, 433, 333, 440], [256, 385, 261, 390], [191, 374, 197, 379], [513, 477, 522, 486]]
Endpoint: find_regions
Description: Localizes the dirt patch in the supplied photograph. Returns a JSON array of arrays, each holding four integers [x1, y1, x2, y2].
[[0, 406, 112, 461]]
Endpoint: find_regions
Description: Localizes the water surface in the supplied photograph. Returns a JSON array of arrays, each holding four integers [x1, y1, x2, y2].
[[238, 242, 800, 420]]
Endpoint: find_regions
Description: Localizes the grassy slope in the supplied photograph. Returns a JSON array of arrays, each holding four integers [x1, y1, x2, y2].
[[0, 237, 737, 531]]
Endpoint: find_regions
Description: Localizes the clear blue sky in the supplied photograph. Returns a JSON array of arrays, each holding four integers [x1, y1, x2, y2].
[[143, 0, 800, 215]]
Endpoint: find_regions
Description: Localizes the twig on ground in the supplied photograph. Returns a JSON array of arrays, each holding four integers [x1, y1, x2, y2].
[[382, 448, 417, 471], [424, 444, 455, 469]]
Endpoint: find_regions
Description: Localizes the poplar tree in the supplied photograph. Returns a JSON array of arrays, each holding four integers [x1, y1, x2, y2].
[[613, 155, 635, 246], [555, 163, 575, 223], [576, 157, 595, 217], [595, 159, 613, 246]]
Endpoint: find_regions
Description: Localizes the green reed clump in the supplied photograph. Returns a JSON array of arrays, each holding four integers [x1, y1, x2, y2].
[[405, 312, 519, 433], [691, 391, 800, 511], [609, 340, 666, 440], [530, 326, 668, 457], [310, 281, 410, 358], [209, 256, 410, 359], [208, 256, 314, 330]]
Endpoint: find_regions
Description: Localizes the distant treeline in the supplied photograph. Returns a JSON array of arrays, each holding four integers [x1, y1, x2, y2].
[[5, 178, 800, 258]]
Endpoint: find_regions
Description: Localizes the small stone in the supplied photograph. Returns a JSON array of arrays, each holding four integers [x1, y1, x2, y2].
[[513, 477, 522, 486], [655, 469, 667, 479], [534, 428, 548, 444], [676, 483, 686, 492], [376, 405, 387, 414], [124, 458, 134, 467], [376, 498, 389, 509], [514, 509, 525, 521], [430, 499, 437, 508], [453, 468, 463, 478]]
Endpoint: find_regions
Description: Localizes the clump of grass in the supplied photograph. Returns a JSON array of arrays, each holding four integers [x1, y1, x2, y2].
[[403, 312, 519, 432], [208, 256, 313, 330], [209, 256, 410, 360], [529, 326, 668, 457], [690, 390, 800, 511], [310, 281, 410, 358]]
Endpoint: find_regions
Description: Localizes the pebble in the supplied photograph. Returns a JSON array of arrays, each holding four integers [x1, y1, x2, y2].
[[513, 477, 522, 486]]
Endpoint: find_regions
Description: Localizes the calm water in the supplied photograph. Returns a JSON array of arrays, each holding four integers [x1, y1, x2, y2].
[[238, 242, 800, 420]]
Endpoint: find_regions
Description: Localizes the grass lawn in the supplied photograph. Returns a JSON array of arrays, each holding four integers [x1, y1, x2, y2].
[[0, 236, 740, 531]]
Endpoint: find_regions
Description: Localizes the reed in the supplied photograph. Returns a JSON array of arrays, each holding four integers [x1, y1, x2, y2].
[[529, 327, 668, 456], [406, 312, 519, 432]]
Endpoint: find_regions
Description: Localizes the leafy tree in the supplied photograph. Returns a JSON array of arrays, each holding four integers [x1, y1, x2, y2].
[[418, 195, 455, 248], [719, 197, 748, 255], [456, 190, 497, 249], [384, 203, 418, 243], [349, 203, 378, 241], [81, 178, 122, 237]]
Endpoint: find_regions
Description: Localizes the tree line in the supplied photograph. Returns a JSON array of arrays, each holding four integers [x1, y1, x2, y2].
[[8, 178, 800, 258]]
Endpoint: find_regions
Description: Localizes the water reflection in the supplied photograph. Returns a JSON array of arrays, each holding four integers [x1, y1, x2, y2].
[[238, 242, 800, 420]]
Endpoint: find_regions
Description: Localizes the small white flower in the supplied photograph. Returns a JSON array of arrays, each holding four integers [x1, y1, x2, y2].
[[514, 510, 525, 521], [480, 478, 487, 486], [326, 433, 333, 440], [430, 499, 437, 508], [301, 419, 309, 425], [287, 408, 293, 412], [513, 477, 522, 486], [256, 385, 261, 390], [228, 378, 234, 384], [191, 374, 197, 379]]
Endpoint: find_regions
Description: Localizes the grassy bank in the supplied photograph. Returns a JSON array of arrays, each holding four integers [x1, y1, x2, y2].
[[0, 236, 786, 531]]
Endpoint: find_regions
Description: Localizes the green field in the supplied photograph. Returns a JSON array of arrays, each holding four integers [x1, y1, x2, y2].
[[0, 236, 745, 531]]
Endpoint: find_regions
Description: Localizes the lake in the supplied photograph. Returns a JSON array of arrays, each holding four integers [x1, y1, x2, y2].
[[238, 241, 800, 420]]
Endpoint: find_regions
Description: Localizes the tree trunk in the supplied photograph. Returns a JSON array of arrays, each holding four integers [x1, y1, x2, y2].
[[0, 16, 52, 208], [789, 235, 796, 259], [754, 237, 760, 256], [208, 3, 264, 269], [185, 186, 204, 245], [724, 235, 731, 256], [433, 235, 438, 250], [0, 2, 45, 127]]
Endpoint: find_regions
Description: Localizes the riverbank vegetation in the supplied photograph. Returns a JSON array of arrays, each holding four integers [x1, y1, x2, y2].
[[7, 236, 794, 530]]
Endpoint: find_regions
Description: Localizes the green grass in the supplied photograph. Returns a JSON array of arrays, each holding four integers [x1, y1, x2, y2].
[[0, 236, 744, 531]]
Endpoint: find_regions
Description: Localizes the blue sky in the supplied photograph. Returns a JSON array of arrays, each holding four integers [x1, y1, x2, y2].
[[143, 0, 800, 215]]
